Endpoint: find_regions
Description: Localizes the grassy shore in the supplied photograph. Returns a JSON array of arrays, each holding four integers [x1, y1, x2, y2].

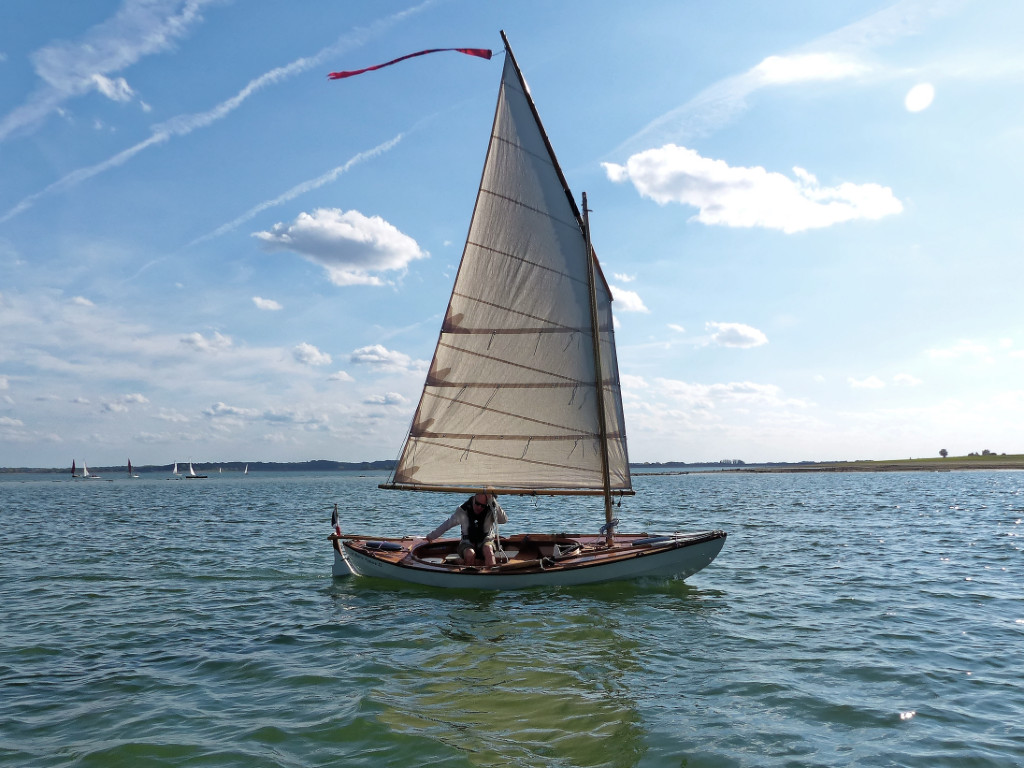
[[718, 453, 1024, 473]]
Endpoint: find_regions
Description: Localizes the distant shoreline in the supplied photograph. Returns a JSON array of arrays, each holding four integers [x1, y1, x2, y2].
[[4, 455, 1022, 475], [639, 456, 1024, 475]]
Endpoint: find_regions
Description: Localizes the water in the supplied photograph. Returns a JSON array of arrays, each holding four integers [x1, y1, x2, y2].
[[1, 469, 1022, 767]]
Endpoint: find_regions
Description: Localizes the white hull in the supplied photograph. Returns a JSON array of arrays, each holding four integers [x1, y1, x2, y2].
[[333, 532, 726, 589]]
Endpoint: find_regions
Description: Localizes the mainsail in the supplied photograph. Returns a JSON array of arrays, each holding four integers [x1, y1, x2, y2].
[[386, 38, 631, 496]]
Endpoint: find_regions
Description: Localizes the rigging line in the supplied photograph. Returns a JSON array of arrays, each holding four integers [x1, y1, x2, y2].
[[482, 387, 499, 411], [444, 386, 468, 411]]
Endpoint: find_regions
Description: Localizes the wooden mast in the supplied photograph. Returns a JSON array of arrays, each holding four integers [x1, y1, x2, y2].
[[582, 193, 615, 545]]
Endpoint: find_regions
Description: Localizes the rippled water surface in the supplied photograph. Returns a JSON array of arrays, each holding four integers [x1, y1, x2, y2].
[[2, 469, 1022, 767]]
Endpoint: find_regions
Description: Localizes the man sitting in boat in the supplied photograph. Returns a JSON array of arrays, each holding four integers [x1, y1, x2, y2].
[[425, 492, 508, 567]]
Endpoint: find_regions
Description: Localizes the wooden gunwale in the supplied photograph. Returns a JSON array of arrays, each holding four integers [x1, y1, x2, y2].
[[342, 531, 725, 577]]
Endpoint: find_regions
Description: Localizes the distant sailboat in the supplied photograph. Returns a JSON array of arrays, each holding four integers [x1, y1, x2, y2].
[[128, 459, 140, 478], [71, 460, 79, 479], [244, 464, 248, 475], [186, 461, 208, 479], [82, 461, 101, 480]]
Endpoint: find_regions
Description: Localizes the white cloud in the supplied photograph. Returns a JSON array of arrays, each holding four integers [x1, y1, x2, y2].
[[350, 344, 420, 372], [102, 393, 149, 413], [363, 392, 407, 406], [102, 392, 149, 413], [252, 296, 282, 311], [849, 375, 886, 389], [254, 208, 427, 286], [604, 145, 902, 234], [0, 0, 214, 144], [656, 378, 807, 410], [752, 53, 871, 85], [904, 82, 935, 112], [204, 402, 260, 419], [180, 331, 231, 352], [71, 296, 94, 307], [328, 371, 354, 382], [0, 416, 24, 427], [293, 342, 331, 366], [707, 321, 768, 348], [613, 272, 636, 283], [610, 285, 649, 313], [927, 340, 990, 359], [893, 373, 923, 386], [621, 373, 649, 391], [91, 74, 135, 102], [0, 375, 8, 390], [668, 324, 685, 334], [155, 408, 189, 423]]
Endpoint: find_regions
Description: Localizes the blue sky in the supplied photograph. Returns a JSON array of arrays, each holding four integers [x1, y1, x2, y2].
[[2, 0, 1022, 468]]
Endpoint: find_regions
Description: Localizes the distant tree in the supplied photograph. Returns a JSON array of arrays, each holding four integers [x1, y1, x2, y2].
[[940, 449, 948, 458]]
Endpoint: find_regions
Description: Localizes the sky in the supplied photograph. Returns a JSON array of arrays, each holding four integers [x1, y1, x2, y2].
[[1, 0, 1023, 469]]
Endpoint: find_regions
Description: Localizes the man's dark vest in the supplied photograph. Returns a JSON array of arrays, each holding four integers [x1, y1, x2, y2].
[[460, 498, 488, 544]]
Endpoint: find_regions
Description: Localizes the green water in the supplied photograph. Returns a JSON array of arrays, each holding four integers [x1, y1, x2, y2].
[[1, 470, 1022, 766]]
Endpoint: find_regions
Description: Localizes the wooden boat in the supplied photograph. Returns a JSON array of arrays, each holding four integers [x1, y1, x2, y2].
[[333, 529, 726, 589], [330, 32, 725, 588]]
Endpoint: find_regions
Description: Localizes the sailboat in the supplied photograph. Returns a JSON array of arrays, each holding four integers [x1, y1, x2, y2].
[[71, 460, 79, 479], [329, 33, 726, 588], [243, 464, 249, 475], [81, 461, 101, 480], [127, 459, 140, 478], [186, 461, 208, 479]]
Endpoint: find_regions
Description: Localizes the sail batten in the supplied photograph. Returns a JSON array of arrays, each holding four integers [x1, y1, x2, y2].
[[477, 188, 580, 230], [398, 438, 620, 482], [463, 242, 589, 287], [387, 41, 631, 495]]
